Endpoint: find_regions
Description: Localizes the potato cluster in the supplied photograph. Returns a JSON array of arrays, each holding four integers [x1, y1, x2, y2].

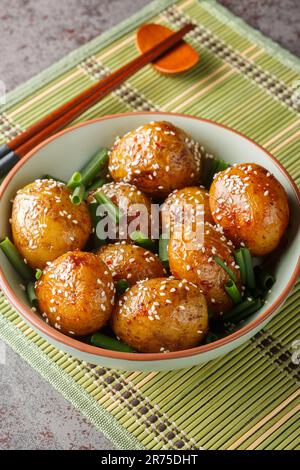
[[10, 122, 289, 352]]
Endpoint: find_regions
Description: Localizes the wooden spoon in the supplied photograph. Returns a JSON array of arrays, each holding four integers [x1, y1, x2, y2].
[[136, 23, 199, 74]]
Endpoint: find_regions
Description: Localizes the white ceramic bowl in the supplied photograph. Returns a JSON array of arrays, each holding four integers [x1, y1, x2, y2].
[[0, 112, 299, 371]]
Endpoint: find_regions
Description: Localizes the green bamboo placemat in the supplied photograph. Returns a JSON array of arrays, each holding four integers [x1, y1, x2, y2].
[[0, 0, 299, 450]]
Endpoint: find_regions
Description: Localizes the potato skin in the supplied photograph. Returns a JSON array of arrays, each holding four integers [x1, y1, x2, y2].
[[168, 223, 240, 313], [89, 182, 153, 241], [97, 243, 166, 286], [11, 179, 92, 269], [209, 164, 290, 256], [109, 121, 202, 199], [35, 251, 115, 337], [112, 278, 208, 353], [161, 186, 214, 235]]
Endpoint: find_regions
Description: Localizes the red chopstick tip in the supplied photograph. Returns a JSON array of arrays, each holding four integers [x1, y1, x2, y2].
[[181, 23, 196, 34]]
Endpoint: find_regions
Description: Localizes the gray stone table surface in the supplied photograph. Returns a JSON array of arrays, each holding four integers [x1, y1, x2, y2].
[[0, 0, 299, 451]]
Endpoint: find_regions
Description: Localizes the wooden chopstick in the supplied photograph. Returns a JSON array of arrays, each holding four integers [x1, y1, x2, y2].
[[0, 23, 195, 177]]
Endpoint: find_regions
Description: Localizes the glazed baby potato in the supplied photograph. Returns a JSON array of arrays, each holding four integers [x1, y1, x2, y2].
[[97, 243, 166, 286], [209, 163, 290, 256], [109, 121, 202, 199], [168, 222, 240, 313], [112, 278, 208, 353], [161, 186, 214, 234], [89, 181, 152, 241], [11, 179, 92, 269], [35, 251, 115, 337]]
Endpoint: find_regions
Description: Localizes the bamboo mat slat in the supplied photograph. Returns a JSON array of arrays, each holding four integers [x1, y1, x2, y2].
[[0, 0, 299, 450]]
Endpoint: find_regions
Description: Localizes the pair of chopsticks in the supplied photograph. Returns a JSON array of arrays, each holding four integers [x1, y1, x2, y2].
[[0, 23, 195, 178]]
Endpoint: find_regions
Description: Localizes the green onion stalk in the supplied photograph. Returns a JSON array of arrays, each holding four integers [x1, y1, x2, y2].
[[116, 279, 129, 296], [130, 231, 156, 251], [91, 332, 134, 352]]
